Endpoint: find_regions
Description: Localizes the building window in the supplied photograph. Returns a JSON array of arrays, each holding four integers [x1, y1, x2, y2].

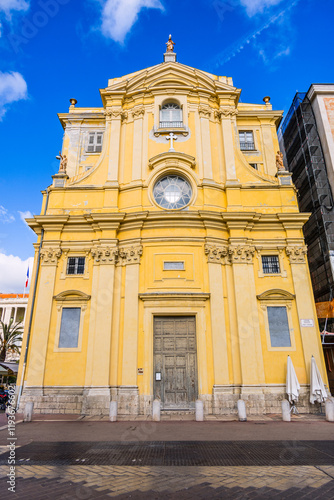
[[267, 306, 291, 347], [67, 257, 85, 275], [10, 308, 15, 320], [0, 308, 3, 321], [58, 307, 81, 348], [262, 255, 280, 274], [87, 132, 103, 153], [250, 163, 258, 170], [160, 103, 183, 128], [239, 131, 255, 150], [153, 175, 192, 210], [15, 307, 25, 323]]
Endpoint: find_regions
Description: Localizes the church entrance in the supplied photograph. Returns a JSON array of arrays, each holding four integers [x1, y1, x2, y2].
[[153, 316, 198, 409]]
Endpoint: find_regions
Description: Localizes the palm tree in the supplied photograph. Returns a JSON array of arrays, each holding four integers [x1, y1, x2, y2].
[[0, 319, 23, 362]]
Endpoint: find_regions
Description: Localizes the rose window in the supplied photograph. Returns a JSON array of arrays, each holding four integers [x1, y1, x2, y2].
[[153, 175, 192, 210]]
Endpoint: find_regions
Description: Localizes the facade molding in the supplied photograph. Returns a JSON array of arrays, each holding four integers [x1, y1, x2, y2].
[[285, 245, 308, 264]]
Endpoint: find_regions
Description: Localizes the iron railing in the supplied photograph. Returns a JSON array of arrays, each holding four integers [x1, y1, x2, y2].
[[240, 142, 255, 151], [159, 121, 184, 128]]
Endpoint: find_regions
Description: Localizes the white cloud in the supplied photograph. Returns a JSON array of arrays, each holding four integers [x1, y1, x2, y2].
[[18, 210, 33, 225], [0, 0, 29, 17], [0, 205, 15, 223], [99, 0, 164, 43], [240, 0, 284, 16], [0, 71, 28, 119], [0, 253, 34, 293]]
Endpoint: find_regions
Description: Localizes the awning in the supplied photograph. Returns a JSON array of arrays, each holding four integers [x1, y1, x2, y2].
[[0, 362, 19, 374]]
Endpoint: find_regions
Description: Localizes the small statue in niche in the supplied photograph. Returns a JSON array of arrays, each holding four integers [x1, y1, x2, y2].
[[166, 34, 175, 52], [276, 151, 285, 172], [58, 152, 68, 174]]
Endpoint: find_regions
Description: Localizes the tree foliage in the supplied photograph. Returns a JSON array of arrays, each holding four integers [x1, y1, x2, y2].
[[0, 319, 23, 362]]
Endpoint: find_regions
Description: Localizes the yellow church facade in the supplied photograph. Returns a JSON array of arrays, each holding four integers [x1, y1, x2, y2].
[[17, 50, 328, 416]]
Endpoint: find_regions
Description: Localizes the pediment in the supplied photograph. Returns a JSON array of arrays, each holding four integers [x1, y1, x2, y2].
[[54, 290, 91, 302], [102, 62, 239, 98], [257, 289, 295, 301], [148, 151, 196, 170]]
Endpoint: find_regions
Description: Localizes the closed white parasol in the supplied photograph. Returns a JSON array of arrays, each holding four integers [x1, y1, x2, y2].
[[286, 356, 300, 404], [310, 356, 327, 404]]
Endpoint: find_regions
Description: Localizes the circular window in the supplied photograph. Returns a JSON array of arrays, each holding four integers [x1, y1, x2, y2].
[[153, 175, 192, 210]]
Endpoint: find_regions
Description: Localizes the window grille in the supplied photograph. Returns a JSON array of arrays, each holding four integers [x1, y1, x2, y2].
[[239, 131, 255, 150], [87, 132, 103, 153], [262, 255, 280, 274], [67, 257, 85, 275]]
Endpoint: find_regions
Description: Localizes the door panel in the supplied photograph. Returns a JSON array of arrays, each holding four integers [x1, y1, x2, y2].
[[153, 316, 198, 409]]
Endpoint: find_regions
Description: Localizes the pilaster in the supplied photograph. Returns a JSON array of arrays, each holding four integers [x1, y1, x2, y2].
[[25, 248, 61, 387], [218, 106, 238, 181]]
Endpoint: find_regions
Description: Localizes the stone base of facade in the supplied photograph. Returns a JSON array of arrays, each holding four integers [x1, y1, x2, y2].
[[18, 384, 322, 417]]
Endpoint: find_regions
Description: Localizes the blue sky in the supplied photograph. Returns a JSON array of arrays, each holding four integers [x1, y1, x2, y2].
[[0, 0, 333, 292]]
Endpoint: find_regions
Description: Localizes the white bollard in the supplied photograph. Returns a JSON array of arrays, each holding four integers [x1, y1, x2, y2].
[[325, 399, 334, 422], [152, 399, 161, 422], [237, 399, 247, 422], [195, 399, 204, 421], [23, 402, 34, 422], [109, 401, 118, 422], [282, 400, 291, 422]]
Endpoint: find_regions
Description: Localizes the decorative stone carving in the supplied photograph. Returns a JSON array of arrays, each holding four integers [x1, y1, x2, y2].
[[166, 34, 175, 52], [205, 244, 229, 264], [198, 105, 212, 118], [57, 151, 67, 174], [217, 106, 238, 119], [119, 245, 143, 265], [40, 248, 62, 265], [276, 151, 285, 172], [285, 246, 307, 264], [228, 245, 255, 264], [104, 109, 128, 121], [132, 106, 145, 118], [91, 247, 118, 264]]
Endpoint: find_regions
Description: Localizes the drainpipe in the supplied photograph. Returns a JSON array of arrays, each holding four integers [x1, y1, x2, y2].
[[16, 188, 50, 410]]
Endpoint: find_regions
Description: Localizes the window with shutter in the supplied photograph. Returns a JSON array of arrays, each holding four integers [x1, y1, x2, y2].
[[267, 306, 291, 347], [58, 308, 81, 348], [87, 132, 103, 153]]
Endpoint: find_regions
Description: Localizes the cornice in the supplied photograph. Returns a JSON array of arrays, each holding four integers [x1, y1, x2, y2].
[[139, 292, 210, 301], [148, 151, 196, 170]]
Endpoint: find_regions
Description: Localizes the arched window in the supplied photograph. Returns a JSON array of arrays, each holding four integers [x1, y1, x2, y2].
[[160, 103, 183, 128]]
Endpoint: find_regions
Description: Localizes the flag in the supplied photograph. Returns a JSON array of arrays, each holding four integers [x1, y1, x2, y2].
[[25, 267, 29, 288]]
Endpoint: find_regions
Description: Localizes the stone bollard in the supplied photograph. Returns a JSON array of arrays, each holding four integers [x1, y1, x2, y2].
[[325, 399, 334, 422], [109, 401, 118, 422], [152, 399, 161, 422], [282, 400, 291, 422], [23, 402, 34, 423], [237, 399, 247, 422], [195, 399, 204, 421]]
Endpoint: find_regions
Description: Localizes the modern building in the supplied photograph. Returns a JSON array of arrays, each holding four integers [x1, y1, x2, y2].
[[279, 85, 334, 393], [17, 45, 328, 416], [0, 293, 28, 362]]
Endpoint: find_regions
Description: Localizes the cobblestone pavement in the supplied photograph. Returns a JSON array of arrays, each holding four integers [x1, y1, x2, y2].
[[1, 464, 334, 499]]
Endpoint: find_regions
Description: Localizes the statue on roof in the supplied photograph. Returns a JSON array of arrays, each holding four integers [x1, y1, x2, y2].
[[276, 151, 285, 172], [58, 152, 68, 174], [166, 34, 175, 53]]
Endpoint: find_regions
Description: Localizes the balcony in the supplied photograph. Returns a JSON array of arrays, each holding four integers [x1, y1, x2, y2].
[[240, 142, 255, 151], [159, 121, 184, 128]]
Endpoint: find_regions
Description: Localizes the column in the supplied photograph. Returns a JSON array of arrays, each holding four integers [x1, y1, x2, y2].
[[205, 244, 230, 384], [119, 244, 143, 415], [132, 107, 144, 181], [230, 244, 265, 388], [219, 107, 238, 181], [199, 106, 213, 180], [105, 108, 126, 183], [84, 246, 117, 412], [25, 248, 61, 388]]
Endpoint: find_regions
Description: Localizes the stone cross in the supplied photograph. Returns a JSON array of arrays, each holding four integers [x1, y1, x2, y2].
[[166, 133, 178, 152]]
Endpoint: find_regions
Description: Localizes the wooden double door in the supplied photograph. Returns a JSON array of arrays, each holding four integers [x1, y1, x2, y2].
[[153, 316, 198, 409]]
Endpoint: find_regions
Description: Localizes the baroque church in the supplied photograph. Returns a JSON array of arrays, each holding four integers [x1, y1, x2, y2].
[[17, 41, 328, 417]]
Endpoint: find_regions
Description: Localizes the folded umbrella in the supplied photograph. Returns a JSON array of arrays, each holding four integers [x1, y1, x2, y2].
[[310, 355, 327, 404], [286, 355, 300, 404]]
